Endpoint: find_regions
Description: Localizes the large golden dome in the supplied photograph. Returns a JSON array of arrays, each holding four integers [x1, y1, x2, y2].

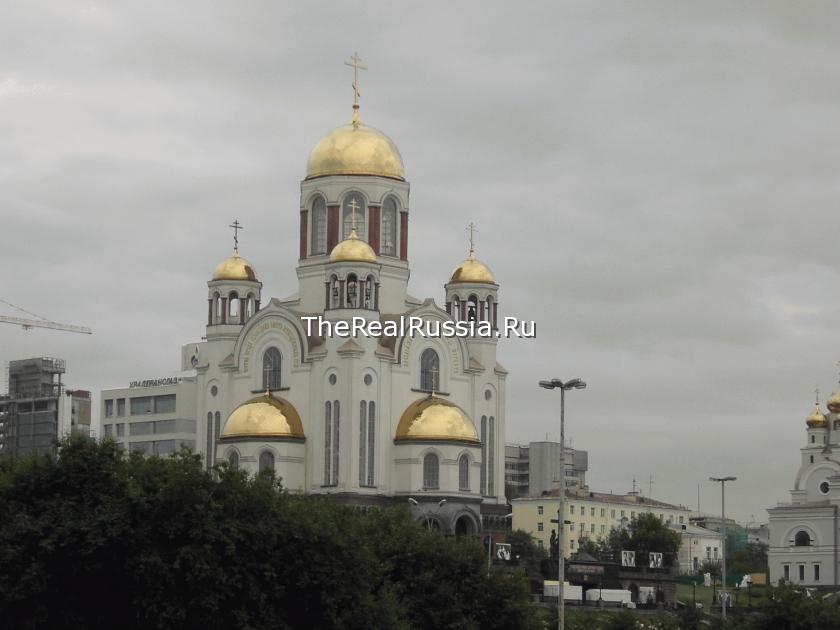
[[806, 404, 828, 428], [395, 395, 479, 443], [306, 123, 405, 180], [213, 251, 258, 282], [221, 393, 304, 439], [330, 228, 377, 263], [450, 251, 495, 284]]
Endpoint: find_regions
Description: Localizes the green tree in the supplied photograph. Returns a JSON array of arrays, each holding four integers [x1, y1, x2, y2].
[[606, 512, 681, 568]]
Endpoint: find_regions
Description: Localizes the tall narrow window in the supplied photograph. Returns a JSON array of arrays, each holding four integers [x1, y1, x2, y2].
[[423, 453, 439, 489], [459, 454, 469, 490], [342, 192, 366, 241], [420, 349, 440, 392], [229, 292, 239, 320], [346, 274, 358, 308], [488, 416, 495, 496], [324, 401, 332, 484], [228, 451, 239, 470], [381, 197, 397, 256], [310, 196, 327, 254], [367, 401, 375, 485], [364, 275, 375, 309], [330, 275, 340, 309], [452, 297, 460, 320], [262, 348, 281, 390], [359, 401, 367, 486], [815, 564, 821, 581], [467, 295, 478, 322], [259, 450, 275, 474], [206, 412, 214, 469], [480, 415, 487, 495], [332, 401, 340, 485]]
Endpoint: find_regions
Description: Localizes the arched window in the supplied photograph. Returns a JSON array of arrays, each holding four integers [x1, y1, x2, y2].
[[366, 401, 375, 486], [794, 531, 811, 547], [420, 349, 440, 392], [381, 197, 398, 256], [259, 450, 275, 474], [246, 294, 255, 319], [364, 275, 375, 309], [228, 451, 239, 470], [206, 412, 214, 469], [487, 416, 495, 496], [423, 453, 439, 489], [452, 297, 460, 320], [229, 291, 239, 320], [342, 192, 366, 241], [262, 348, 281, 391], [310, 195, 327, 254], [214, 293, 222, 322], [346, 274, 358, 308], [324, 401, 340, 485], [459, 454, 470, 491], [359, 400, 367, 486], [467, 295, 478, 322], [330, 275, 340, 309]]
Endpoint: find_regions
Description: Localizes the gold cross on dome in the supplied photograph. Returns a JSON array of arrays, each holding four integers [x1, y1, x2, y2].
[[348, 198, 360, 232], [229, 219, 243, 252], [466, 222, 478, 254], [815, 388, 820, 405], [344, 52, 368, 126]]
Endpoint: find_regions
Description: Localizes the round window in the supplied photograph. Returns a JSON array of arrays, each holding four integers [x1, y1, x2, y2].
[[364, 374, 373, 386], [210, 385, 218, 397], [329, 374, 337, 385], [819, 481, 830, 495], [484, 389, 492, 401]]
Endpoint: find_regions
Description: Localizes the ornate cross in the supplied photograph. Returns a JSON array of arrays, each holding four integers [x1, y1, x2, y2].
[[344, 52, 367, 125], [816, 387, 821, 405], [466, 222, 478, 254], [229, 219, 243, 252], [348, 198, 360, 233]]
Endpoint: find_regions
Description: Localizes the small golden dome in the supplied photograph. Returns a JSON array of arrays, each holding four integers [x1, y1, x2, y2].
[[213, 250, 258, 282], [450, 251, 495, 284], [395, 395, 479, 443], [221, 393, 304, 439], [306, 123, 405, 180], [330, 228, 377, 263], [806, 405, 828, 428], [827, 388, 840, 413]]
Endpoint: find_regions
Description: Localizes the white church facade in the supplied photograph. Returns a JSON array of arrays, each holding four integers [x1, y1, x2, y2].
[[767, 389, 840, 587], [101, 68, 509, 536]]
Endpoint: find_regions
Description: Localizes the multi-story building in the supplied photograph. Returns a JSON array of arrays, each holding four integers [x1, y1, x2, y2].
[[0, 357, 91, 458], [504, 441, 588, 498], [511, 489, 692, 557], [669, 522, 725, 574], [767, 391, 840, 587], [100, 376, 197, 455]]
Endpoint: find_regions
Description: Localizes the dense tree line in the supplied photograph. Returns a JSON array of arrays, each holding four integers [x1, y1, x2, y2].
[[0, 437, 538, 630]]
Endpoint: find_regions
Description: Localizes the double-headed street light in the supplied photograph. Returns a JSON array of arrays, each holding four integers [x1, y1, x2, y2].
[[408, 497, 447, 530], [709, 476, 736, 625], [539, 378, 587, 630]]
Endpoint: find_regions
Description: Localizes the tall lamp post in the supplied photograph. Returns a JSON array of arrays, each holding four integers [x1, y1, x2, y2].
[[408, 497, 447, 529], [539, 377, 587, 630], [710, 476, 736, 624]]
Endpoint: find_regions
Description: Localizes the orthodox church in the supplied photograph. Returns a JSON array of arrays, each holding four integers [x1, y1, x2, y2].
[[767, 386, 840, 586], [183, 60, 508, 536]]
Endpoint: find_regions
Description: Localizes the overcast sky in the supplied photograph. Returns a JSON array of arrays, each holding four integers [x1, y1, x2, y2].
[[3, 1, 840, 523]]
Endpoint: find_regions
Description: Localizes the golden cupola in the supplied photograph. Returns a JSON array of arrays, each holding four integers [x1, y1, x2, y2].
[[330, 228, 377, 263], [221, 393, 305, 439], [395, 395, 479, 443], [828, 388, 840, 414], [806, 404, 828, 429], [213, 250, 258, 282], [449, 249, 495, 284], [306, 123, 404, 180]]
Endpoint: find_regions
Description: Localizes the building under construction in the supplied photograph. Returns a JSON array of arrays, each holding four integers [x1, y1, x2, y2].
[[0, 357, 91, 458]]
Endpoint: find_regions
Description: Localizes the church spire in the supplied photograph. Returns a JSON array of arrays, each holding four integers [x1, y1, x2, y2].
[[344, 52, 367, 128]]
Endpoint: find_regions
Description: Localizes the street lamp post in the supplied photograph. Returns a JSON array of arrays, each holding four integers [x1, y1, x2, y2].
[[710, 476, 736, 624], [539, 377, 587, 630], [408, 497, 447, 529]]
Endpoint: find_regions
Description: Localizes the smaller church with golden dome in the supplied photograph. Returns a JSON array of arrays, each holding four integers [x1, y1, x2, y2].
[[173, 56, 508, 536], [767, 385, 840, 586]]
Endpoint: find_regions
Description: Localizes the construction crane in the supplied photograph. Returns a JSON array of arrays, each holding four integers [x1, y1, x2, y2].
[[0, 299, 92, 335]]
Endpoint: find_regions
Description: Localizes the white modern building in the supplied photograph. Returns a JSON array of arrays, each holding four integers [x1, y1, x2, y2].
[[669, 522, 725, 574], [767, 392, 840, 587], [99, 71, 509, 535]]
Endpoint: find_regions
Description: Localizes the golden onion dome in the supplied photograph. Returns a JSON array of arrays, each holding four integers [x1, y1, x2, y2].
[[450, 250, 495, 284], [213, 250, 258, 282], [827, 388, 840, 413], [221, 393, 304, 439], [306, 123, 405, 180], [330, 228, 377, 263], [806, 404, 828, 428], [395, 395, 479, 443]]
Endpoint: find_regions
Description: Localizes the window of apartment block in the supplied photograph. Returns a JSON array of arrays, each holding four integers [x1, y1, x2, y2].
[[130, 396, 153, 415], [538, 540, 543, 549], [116, 424, 124, 437], [537, 522, 543, 532], [117, 399, 125, 416], [570, 505, 575, 514], [600, 508, 605, 517], [600, 525, 605, 533], [590, 524, 595, 533], [538, 505, 543, 515], [154, 395, 176, 414], [570, 523, 575, 531], [103, 424, 112, 436], [611, 510, 615, 518], [591, 507, 595, 517], [104, 400, 113, 417]]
